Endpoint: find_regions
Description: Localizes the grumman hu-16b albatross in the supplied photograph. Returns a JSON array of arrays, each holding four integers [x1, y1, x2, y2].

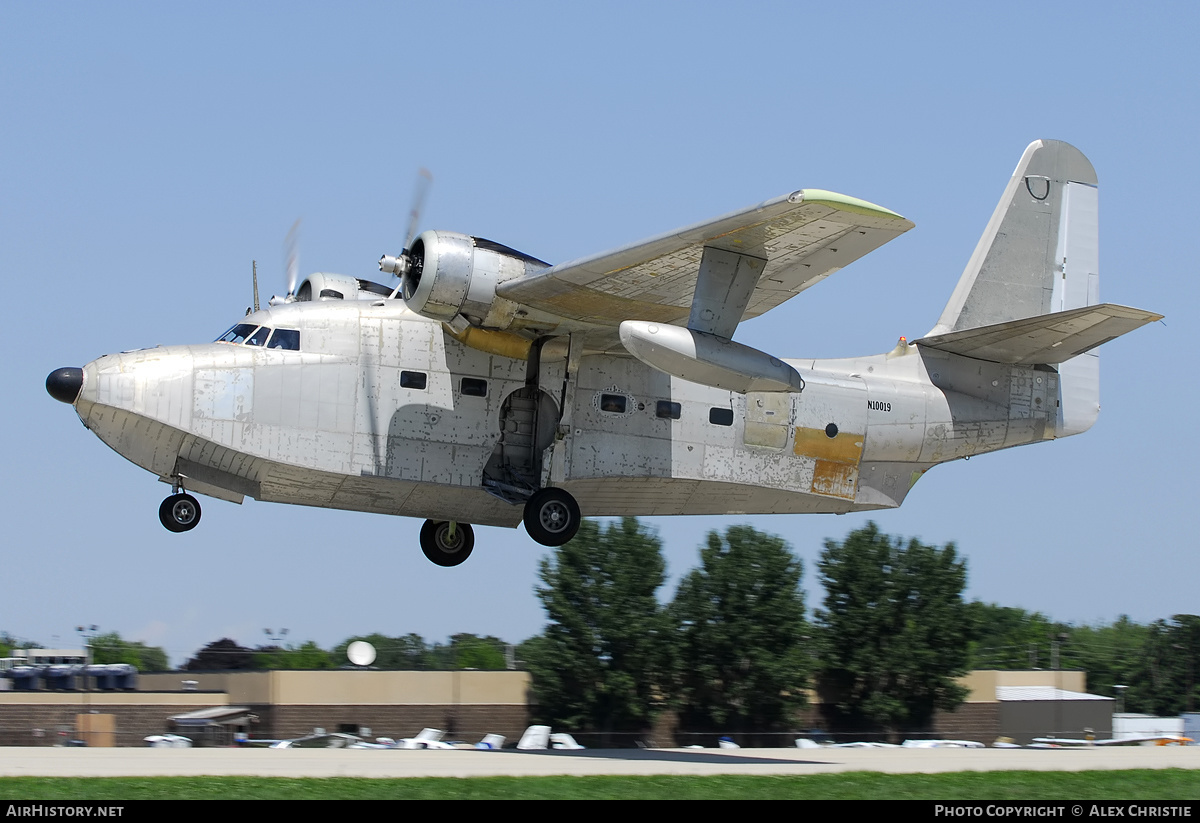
[[46, 141, 1161, 566]]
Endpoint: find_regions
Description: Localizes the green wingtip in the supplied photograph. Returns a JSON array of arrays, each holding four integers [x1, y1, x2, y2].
[[799, 189, 910, 222]]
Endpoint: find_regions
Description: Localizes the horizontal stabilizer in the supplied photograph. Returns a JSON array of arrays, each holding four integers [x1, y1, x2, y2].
[[914, 303, 1162, 365]]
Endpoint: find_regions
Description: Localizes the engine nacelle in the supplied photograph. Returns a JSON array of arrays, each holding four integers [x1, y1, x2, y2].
[[295, 272, 381, 302], [401, 230, 546, 328]]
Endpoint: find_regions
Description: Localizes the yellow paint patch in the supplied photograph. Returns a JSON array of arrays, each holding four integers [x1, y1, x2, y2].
[[793, 427, 864, 463], [794, 427, 863, 500], [796, 429, 864, 499], [812, 460, 858, 500]]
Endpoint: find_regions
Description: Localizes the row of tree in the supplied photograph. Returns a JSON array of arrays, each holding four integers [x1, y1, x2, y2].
[[518, 519, 1199, 737], [519, 519, 974, 740], [180, 632, 510, 672], [7, 520, 1196, 735]]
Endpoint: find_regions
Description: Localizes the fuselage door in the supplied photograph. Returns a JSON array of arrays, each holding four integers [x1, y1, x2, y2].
[[743, 391, 794, 450]]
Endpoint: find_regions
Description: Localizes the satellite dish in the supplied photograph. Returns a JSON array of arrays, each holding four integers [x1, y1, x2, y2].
[[347, 641, 376, 667]]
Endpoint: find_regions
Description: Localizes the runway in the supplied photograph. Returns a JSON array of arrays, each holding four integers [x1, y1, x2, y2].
[[0, 747, 1197, 779]]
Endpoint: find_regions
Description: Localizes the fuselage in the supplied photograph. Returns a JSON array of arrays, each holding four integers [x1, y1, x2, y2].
[[67, 297, 1064, 528]]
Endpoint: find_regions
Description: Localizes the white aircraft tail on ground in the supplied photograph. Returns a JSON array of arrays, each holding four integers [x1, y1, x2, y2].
[[516, 725, 586, 750]]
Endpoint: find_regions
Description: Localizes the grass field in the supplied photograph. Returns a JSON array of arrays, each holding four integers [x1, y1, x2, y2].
[[1, 770, 1197, 800]]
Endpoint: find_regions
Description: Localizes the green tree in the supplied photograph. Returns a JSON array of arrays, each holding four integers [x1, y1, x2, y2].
[[669, 525, 811, 740], [521, 517, 668, 741], [815, 522, 971, 738], [89, 631, 169, 671], [1135, 615, 1200, 716], [1058, 616, 1150, 706], [966, 603, 1057, 669], [427, 634, 508, 670], [255, 640, 334, 670], [0, 633, 29, 659], [184, 638, 255, 671]]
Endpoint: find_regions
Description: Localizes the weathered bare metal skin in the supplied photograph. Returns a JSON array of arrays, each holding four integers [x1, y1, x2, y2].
[[57, 141, 1160, 541]]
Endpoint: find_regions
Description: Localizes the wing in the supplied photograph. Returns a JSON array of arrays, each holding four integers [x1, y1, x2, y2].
[[497, 189, 914, 333]]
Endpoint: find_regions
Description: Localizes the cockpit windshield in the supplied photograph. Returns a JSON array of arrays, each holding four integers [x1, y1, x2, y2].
[[216, 324, 301, 351], [217, 324, 257, 344]]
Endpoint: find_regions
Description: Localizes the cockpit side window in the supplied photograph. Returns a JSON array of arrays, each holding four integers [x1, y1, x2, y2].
[[267, 329, 301, 351], [217, 323, 258, 344]]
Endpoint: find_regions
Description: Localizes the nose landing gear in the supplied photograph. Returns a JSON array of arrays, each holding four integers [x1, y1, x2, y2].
[[420, 520, 475, 566]]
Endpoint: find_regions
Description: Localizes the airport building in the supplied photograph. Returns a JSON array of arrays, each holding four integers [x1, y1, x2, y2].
[[0, 666, 1122, 747]]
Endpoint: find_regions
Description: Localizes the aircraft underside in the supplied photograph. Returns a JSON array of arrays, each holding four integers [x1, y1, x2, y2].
[[78, 399, 909, 527]]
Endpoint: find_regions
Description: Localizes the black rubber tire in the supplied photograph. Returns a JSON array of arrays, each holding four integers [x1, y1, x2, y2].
[[523, 488, 581, 547], [420, 520, 475, 567], [159, 494, 201, 533]]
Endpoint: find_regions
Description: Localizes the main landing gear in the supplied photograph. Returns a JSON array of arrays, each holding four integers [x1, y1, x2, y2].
[[416, 488, 581, 566], [419, 520, 475, 567], [523, 488, 581, 547], [159, 492, 201, 533]]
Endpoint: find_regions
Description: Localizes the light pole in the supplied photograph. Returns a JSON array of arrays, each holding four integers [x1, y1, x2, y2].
[[263, 629, 289, 667], [75, 625, 98, 746]]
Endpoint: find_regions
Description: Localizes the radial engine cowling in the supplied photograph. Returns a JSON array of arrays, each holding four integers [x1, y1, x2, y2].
[[401, 230, 541, 328], [294, 272, 385, 302]]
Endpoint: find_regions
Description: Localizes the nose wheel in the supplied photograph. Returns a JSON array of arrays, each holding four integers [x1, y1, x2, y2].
[[420, 520, 475, 566], [523, 488, 581, 547], [159, 493, 202, 533]]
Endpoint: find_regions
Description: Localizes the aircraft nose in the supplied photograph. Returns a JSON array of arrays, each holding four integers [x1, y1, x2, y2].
[[46, 367, 84, 404]]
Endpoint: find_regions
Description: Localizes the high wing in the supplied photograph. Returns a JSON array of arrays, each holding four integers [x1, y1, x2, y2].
[[496, 189, 914, 337]]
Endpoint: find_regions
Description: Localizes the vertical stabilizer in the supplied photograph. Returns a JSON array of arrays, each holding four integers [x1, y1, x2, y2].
[[928, 140, 1103, 436], [930, 140, 1098, 336]]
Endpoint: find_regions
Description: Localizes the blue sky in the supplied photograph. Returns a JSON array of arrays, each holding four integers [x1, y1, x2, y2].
[[3, 2, 1195, 665]]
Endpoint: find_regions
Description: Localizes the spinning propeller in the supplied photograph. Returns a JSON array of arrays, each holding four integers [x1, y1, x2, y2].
[[378, 168, 433, 292], [268, 218, 303, 306]]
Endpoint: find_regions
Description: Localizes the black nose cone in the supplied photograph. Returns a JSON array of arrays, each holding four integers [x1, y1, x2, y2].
[[46, 367, 83, 404]]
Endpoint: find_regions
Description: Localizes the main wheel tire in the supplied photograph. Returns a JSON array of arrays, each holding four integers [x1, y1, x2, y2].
[[159, 493, 201, 533], [420, 520, 475, 567], [523, 488, 581, 547]]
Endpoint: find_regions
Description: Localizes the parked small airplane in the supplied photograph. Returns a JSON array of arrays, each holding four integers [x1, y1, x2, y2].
[[47, 141, 1160, 566], [1031, 735, 1194, 747]]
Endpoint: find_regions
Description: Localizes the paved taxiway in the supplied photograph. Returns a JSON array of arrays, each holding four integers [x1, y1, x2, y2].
[[1, 747, 1198, 779]]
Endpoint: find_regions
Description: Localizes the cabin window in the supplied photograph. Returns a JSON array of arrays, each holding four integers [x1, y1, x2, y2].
[[656, 401, 681, 419], [401, 371, 427, 390], [600, 393, 627, 414], [216, 323, 258, 344], [266, 329, 300, 351], [709, 407, 734, 426], [461, 377, 487, 397]]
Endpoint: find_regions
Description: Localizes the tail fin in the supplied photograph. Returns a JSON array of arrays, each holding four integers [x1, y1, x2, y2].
[[930, 139, 1099, 336], [921, 140, 1160, 437]]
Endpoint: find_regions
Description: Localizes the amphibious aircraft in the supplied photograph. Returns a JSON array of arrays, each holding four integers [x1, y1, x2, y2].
[[46, 140, 1161, 566]]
